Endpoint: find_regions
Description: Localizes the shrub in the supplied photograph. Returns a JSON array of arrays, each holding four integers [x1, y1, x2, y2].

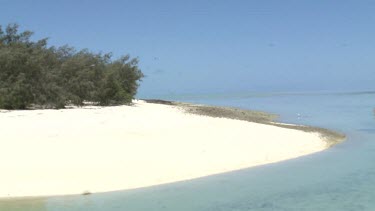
[[0, 24, 144, 109]]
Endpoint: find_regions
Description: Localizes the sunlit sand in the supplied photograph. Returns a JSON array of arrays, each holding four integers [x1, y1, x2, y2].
[[0, 100, 329, 198]]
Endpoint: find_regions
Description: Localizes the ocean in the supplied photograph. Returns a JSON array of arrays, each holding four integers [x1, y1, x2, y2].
[[2, 91, 375, 210]]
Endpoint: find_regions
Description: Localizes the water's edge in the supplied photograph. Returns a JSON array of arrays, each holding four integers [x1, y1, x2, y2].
[[0, 98, 346, 210], [144, 99, 346, 147]]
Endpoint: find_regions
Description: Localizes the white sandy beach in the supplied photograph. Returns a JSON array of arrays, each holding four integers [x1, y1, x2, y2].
[[0, 100, 327, 198]]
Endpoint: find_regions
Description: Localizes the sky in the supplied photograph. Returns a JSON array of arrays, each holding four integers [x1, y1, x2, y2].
[[1, 0, 374, 97]]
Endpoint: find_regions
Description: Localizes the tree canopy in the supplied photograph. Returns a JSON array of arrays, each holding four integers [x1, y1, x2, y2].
[[0, 24, 144, 109]]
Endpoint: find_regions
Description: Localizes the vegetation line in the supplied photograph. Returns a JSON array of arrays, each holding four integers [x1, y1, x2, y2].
[[0, 24, 144, 109]]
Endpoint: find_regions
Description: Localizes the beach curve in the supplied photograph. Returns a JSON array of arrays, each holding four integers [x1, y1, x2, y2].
[[0, 100, 345, 198]]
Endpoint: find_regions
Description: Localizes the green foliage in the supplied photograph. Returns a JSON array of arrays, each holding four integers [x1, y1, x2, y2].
[[0, 24, 144, 109]]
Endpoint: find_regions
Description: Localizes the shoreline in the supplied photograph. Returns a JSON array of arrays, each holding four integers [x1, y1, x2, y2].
[[0, 99, 345, 199], [144, 99, 345, 147]]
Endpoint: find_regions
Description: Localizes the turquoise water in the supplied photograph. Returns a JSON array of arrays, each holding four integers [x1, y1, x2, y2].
[[2, 92, 375, 210]]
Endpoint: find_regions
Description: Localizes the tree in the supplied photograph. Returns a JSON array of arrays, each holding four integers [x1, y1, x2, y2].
[[0, 24, 144, 109]]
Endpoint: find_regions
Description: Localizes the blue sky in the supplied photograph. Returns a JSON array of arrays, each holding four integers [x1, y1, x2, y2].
[[1, 0, 374, 96]]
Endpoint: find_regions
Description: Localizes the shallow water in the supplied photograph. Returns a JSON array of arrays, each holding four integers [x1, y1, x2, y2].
[[2, 91, 375, 210]]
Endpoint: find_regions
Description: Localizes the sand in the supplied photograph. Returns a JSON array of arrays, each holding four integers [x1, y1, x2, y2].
[[0, 100, 331, 198]]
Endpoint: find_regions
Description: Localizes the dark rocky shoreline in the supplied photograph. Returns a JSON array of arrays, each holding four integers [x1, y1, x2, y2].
[[143, 99, 346, 147]]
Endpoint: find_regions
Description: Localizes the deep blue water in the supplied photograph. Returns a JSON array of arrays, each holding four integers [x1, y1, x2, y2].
[[3, 91, 375, 210]]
